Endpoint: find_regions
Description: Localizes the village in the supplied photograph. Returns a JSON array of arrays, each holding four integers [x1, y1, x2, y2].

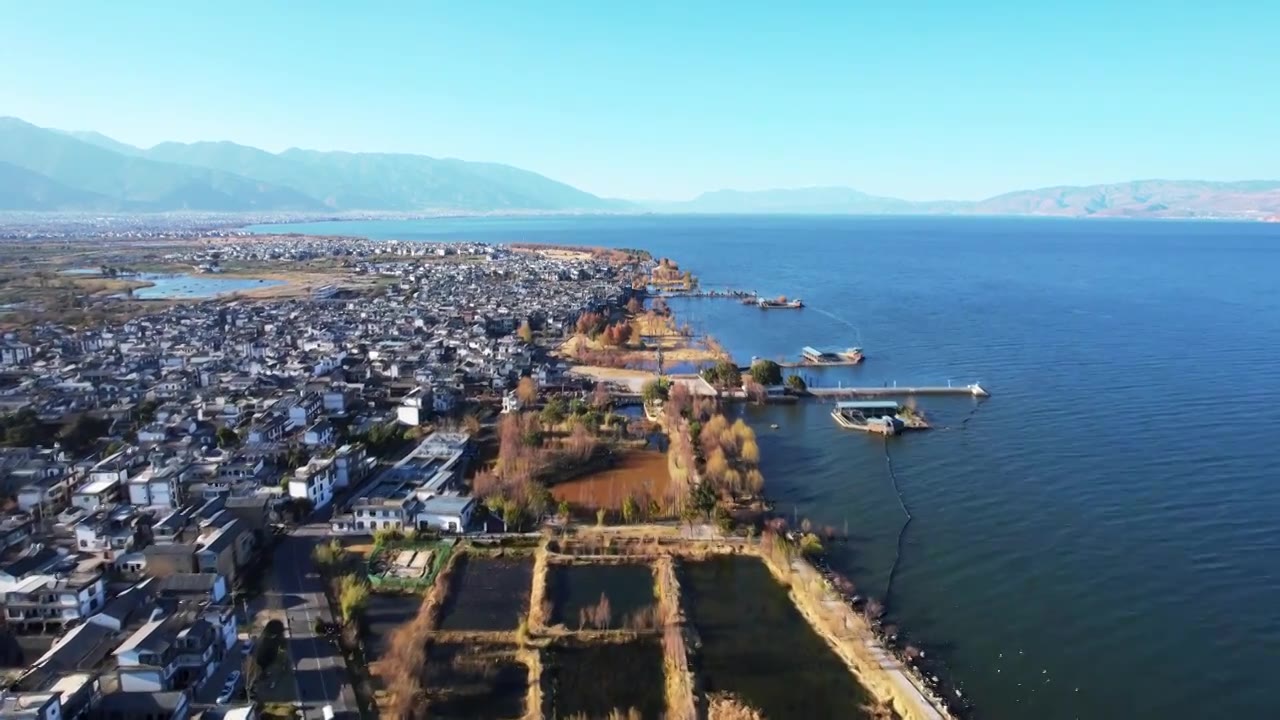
[[0, 234, 644, 720], [0, 233, 956, 720]]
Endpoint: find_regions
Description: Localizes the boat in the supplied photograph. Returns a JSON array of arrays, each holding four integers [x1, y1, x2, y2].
[[830, 400, 917, 435], [770, 423, 780, 429], [801, 346, 864, 365], [758, 296, 803, 309]]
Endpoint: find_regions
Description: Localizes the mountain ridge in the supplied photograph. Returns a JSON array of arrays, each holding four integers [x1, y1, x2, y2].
[[0, 117, 626, 213], [662, 180, 1280, 218], [3, 117, 1279, 218]]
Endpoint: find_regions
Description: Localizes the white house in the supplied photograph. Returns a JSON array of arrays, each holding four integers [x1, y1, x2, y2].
[[332, 444, 370, 489], [415, 495, 476, 533], [302, 420, 336, 447], [71, 477, 122, 512], [0, 340, 33, 366], [500, 391, 520, 414], [288, 456, 336, 509], [397, 388, 430, 426], [0, 569, 106, 633]]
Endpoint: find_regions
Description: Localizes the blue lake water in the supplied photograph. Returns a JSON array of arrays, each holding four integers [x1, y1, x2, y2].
[[131, 273, 283, 299], [251, 216, 1280, 719]]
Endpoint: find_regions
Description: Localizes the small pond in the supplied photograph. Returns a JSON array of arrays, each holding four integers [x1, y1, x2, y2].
[[438, 555, 533, 631], [546, 641, 665, 720], [548, 563, 655, 629], [423, 643, 527, 720], [131, 272, 284, 299]]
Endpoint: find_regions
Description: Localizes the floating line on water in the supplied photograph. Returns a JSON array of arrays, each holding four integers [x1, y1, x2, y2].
[[882, 436, 912, 608], [807, 304, 860, 334], [933, 400, 986, 432]]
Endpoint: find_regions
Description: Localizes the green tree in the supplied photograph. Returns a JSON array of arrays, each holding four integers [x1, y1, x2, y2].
[[800, 533, 824, 558], [312, 539, 347, 571], [641, 378, 670, 404], [540, 396, 568, 425], [749, 359, 783, 386], [557, 500, 572, 521], [701, 360, 742, 387], [621, 496, 638, 525], [785, 374, 807, 392], [689, 483, 717, 521], [216, 427, 240, 448], [712, 506, 734, 533], [338, 575, 369, 624]]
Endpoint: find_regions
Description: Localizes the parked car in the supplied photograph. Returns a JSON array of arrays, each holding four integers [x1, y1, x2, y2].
[[217, 671, 242, 704]]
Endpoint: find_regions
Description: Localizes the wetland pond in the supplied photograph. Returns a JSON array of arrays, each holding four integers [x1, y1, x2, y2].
[[546, 641, 665, 720], [548, 563, 655, 628], [682, 556, 875, 720], [549, 449, 672, 513], [423, 643, 528, 720], [438, 555, 533, 631]]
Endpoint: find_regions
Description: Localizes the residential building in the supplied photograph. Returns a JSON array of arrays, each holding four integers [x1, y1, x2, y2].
[[287, 456, 335, 509], [0, 565, 106, 633]]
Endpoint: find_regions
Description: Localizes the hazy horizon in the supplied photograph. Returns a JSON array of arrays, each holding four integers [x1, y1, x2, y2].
[[4, 3, 1277, 201]]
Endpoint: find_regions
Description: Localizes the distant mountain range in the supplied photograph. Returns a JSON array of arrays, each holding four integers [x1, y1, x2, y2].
[[661, 181, 1280, 219], [2, 116, 1279, 218], [0, 117, 626, 213]]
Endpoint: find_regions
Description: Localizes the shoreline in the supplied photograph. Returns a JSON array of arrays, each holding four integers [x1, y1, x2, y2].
[[590, 253, 966, 719]]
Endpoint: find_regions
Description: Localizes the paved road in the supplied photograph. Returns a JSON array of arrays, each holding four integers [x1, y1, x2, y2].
[[270, 526, 359, 720]]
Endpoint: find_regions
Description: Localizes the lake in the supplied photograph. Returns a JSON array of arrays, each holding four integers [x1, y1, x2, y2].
[[250, 215, 1280, 719]]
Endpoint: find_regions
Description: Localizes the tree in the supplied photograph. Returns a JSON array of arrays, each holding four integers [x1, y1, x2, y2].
[[740, 438, 760, 465], [640, 378, 670, 404], [749, 359, 783, 387], [540, 396, 568, 426], [516, 376, 538, 406], [701, 360, 742, 387], [799, 533, 824, 558], [689, 482, 717, 521], [312, 539, 347, 571], [338, 575, 369, 624], [625, 296, 644, 314], [621, 496, 638, 525], [242, 653, 262, 700], [517, 320, 534, 343], [785, 374, 807, 392], [596, 508, 607, 527], [462, 413, 482, 436], [557, 500, 572, 521], [591, 382, 612, 409], [217, 427, 240, 448]]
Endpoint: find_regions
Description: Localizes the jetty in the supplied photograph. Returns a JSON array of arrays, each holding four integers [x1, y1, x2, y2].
[[809, 382, 990, 398]]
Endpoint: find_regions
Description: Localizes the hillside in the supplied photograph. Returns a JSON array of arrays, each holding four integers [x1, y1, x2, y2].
[[0, 117, 626, 213], [0, 161, 116, 210]]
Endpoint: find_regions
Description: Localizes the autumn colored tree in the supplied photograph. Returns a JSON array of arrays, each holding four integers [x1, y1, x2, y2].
[[626, 296, 644, 314], [576, 311, 607, 337], [516, 376, 538, 405], [517, 320, 534, 343]]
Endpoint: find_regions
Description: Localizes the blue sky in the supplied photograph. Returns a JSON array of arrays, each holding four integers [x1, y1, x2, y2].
[[2, 2, 1277, 201]]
